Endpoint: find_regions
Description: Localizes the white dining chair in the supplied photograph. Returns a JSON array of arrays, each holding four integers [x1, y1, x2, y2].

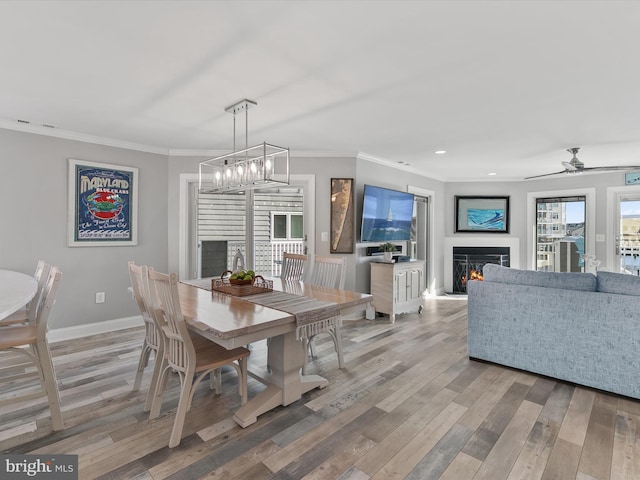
[[0, 266, 64, 430], [280, 252, 307, 282], [128, 261, 164, 412], [307, 255, 346, 290], [146, 268, 250, 448], [0, 260, 51, 327], [302, 255, 347, 372]]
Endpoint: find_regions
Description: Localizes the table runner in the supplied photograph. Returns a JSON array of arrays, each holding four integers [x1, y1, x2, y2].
[[182, 278, 341, 339]]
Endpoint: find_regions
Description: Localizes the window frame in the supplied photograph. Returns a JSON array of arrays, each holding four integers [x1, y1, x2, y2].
[[270, 211, 304, 241], [526, 188, 596, 271]]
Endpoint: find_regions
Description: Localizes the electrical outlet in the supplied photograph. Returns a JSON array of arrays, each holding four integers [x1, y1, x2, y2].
[[95, 292, 105, 304]]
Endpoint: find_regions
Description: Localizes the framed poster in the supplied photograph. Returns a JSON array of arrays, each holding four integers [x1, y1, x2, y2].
[[330, 178, 354, 253], [68, 159, 138, 246], [455, 195, 510, 233]]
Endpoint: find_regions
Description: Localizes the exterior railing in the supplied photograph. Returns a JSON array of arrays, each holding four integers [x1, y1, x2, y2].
[[619, 237, 640, 275]]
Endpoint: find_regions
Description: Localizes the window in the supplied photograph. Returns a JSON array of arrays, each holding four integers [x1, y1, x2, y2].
[[271, 212, 303, 240], [535, 196, 586, 272]]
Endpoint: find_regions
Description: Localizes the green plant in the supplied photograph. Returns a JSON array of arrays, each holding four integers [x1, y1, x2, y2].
[[380, 242, 395, 253]]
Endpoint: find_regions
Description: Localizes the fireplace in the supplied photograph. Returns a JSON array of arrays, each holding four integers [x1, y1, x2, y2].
[[453, 246, 510, 293]]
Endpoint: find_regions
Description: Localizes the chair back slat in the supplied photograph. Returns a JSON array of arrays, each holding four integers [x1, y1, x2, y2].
[[128, 262, 161, 350], [26, 260, 51, 324], [147, 269, 195, 375], [308, 256, 346, 290], [36, 267, 62, 340], [281, 252, 307, 282]]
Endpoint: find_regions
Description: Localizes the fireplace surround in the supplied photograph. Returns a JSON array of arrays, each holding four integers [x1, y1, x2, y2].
[[444, 237, 520, 294], [452, 246, 510, 293]]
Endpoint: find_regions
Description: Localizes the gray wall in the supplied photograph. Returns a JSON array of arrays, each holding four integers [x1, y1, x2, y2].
[[446, 173, 636, 270], [0, 129, 168, 328]]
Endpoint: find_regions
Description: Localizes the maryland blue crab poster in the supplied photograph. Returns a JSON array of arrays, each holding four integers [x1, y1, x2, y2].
[[68, 159, 138, 246]]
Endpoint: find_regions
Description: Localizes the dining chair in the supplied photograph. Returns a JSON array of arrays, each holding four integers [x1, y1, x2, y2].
[[0, 260, 51, 327], [307, 255, 346, 290], [0, 266, 64, 430], [280, 252, 307, 282], [302, 255, 347, 373], [146, 268, 250, 448], [128, 261, 164, 412]]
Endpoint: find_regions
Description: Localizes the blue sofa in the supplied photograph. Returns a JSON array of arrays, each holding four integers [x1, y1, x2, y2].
[[467, 264, 640, 399]]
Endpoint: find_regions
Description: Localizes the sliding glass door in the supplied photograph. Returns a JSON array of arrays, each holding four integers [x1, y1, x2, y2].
[[181, 175, 314, 280], [410, 194, 429, 289], [535, 196, 586, 272], [196, 188, 306, 278]]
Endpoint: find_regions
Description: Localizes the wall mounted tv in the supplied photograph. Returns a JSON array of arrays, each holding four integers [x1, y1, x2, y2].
[[361, 184, 415, 242]]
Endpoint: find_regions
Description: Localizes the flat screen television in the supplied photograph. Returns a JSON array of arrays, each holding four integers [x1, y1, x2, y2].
[[361, 184, 414, 242]]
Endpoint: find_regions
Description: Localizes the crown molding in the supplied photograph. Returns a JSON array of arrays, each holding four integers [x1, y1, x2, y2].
[[357, 151, 447, 183], [0, 120, 358, 160], [169, 148, 356, 158], [0, 118, 170, 155], [168, 148, 230, 157]]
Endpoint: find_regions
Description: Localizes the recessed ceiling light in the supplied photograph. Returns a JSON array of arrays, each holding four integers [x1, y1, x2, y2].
[[434, 150, 446, 155], [488, 172, 497, 176]]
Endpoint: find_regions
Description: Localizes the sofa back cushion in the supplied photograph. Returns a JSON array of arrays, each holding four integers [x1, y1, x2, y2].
[[597, 271, 640, 296], [482, 264, 597, 291]]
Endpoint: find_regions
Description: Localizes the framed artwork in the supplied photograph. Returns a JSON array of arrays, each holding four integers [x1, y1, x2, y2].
[[68, 159, 138, 246], [455, 195, 510, 233], [625, 172, 640, 185], [330, 178, 354, 253]]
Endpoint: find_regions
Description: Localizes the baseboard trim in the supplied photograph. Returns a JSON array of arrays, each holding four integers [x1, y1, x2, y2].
[[48, 315, 143, 344]]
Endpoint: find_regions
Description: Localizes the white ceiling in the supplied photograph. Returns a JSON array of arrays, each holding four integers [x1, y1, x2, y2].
[[2, 0, 640, 182]]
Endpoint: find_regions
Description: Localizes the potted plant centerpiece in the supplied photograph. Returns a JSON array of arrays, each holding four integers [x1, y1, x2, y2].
[[380, 242, 396, 261]]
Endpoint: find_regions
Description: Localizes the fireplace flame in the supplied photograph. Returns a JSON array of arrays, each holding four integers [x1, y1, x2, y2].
[[461, 269, 483, 286], [470, 269, 484, 281]]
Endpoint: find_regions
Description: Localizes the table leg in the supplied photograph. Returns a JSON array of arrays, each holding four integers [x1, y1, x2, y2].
[[232, 330, 328, 427]]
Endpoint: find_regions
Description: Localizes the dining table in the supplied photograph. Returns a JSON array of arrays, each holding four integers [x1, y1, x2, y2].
[[178, 277, 372, 427], [0, 269, 38, 321]]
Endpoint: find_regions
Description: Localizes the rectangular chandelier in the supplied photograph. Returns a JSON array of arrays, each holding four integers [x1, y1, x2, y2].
[[199, 99, 290, 194], [199, 142, 290, 194]]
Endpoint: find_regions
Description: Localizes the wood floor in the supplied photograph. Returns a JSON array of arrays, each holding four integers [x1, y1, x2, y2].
[[2, 297, 640, 479]]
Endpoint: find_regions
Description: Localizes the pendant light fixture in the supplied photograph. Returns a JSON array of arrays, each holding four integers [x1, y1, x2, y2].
[[199, 99, 290, 194]]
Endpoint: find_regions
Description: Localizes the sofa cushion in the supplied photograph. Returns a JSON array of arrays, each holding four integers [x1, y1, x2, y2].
[[482, 264, 597, 292], [597, 270, 640, 296]]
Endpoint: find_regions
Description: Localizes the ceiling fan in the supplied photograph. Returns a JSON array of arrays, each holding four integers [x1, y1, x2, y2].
[[525, 147, 640, 179]]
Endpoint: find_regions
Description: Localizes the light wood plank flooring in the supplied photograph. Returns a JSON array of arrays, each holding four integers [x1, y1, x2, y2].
[[2, 297, 639, 479]]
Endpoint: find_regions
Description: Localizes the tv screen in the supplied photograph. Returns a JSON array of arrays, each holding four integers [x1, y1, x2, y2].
[[361, 185, 414, 242]]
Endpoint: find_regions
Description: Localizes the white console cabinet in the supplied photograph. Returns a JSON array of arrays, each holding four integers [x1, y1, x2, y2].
[[370, 260, 425, 323]]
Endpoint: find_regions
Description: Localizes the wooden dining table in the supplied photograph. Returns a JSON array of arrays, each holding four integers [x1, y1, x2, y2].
[[0, 269, 38, 321], [178, 277, 372, 427]]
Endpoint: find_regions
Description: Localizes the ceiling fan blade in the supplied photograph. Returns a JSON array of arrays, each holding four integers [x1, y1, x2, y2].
[[524, 170, 567, 180], [581, 166, 640, 172]]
